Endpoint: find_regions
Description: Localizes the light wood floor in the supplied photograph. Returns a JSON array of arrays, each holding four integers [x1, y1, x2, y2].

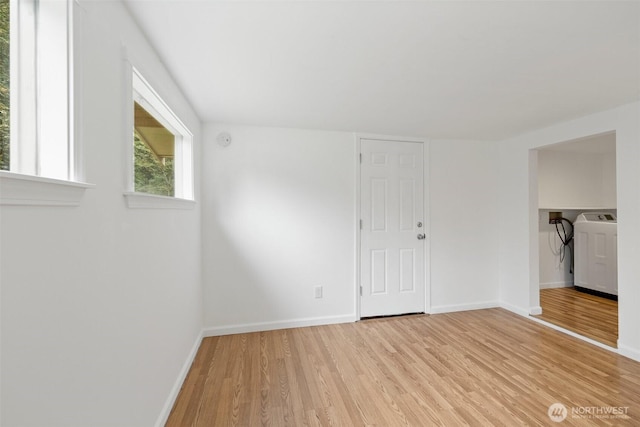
[[535, 287, 618, 348], [167, 308, 640, 426]]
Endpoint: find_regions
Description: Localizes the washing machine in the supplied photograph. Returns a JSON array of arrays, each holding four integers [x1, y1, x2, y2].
[[574, 212, 617, 296]]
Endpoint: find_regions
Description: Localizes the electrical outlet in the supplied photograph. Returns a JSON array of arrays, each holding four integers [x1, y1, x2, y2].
[[314, 286, 323, 299]]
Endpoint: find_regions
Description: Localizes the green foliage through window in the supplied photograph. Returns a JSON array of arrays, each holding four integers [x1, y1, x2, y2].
[[134, 135, 174, 196], [0, 0, 9, 171]]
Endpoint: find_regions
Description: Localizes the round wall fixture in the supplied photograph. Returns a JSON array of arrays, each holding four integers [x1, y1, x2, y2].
[[216, 132, 232, 147]]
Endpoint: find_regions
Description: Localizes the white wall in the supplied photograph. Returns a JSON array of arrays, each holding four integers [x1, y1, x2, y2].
[[538, 150, 616, 209], [603, 152, 617, 208], [201, 129, 501, 329], [429, 140, 500, 312], [498, 102, 640, 361], [0, 2, 203, 426], [538, 209, 581, 288], [202, 125, 357, 333]]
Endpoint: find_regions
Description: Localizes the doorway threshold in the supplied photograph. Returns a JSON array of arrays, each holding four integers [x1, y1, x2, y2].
[[536, 287, 618, 347], [360, 312, 426, 321], [528, 315, 618, 354]]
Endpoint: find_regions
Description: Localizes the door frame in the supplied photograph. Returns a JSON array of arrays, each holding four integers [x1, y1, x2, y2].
[[355, 133, 431, 320]]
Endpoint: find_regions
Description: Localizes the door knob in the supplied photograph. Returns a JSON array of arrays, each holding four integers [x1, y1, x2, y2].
[[417, 234, 426, 240]]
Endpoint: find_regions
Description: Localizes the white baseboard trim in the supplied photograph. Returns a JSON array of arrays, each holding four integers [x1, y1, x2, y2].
[[618, 343, 640, 363], [539, 281, 573, 289], [499, 301, 531, 317], [527, 316, 618, 354], [154, 330, 204, 427], [502, 301, 621, 355], [429, 301, 499, 314], [203, 314, 357, 337], [502, 302, 636, 360], [529, 306, 542, 315]]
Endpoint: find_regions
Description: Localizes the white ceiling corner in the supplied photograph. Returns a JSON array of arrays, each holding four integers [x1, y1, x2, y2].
[[124, 0, 640, 141]]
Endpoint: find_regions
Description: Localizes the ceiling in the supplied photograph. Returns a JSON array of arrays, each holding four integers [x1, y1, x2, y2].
[[124, 0, 640, 141], [134, 102, 175, 158]]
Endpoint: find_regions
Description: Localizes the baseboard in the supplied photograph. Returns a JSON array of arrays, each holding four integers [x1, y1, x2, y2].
[[154, 330, 204, 427], [503, 299, 640, 362], [528, 316, 617, 353], [529, 306, 542, 315], [503, 301, 623, 356], [539, 281, 573, 289], [618, 343, 640, 363], [499, 301, 531, 317], [203, 314, 357, 337], [429, 301, 499, 314]]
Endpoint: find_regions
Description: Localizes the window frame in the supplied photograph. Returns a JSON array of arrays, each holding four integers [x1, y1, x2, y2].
[[0, 0, 92, 206], [124, 64, 195, 209]]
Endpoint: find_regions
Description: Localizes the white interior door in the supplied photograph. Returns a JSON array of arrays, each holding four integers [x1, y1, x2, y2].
[[360, 138, 425, 317]]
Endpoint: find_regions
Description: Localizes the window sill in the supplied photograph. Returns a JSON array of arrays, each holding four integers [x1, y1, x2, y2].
[[0, 171, 94, 206], [123, 192, 196, 209]]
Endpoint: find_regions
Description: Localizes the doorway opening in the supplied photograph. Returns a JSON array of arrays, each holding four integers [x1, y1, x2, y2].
[[533, 131, 618, 347]]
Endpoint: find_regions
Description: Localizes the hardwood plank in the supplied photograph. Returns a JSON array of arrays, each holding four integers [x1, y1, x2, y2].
[[535, 287, 618, 347], [167, 308, 640, 426]]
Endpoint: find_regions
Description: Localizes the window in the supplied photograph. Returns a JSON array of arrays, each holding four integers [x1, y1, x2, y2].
[[1, 0, 9, 171], [1, 0, 78, 180], [0, 0, 91, 206], [128, 68, 193, 203], [134, 101, 175, 196]]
